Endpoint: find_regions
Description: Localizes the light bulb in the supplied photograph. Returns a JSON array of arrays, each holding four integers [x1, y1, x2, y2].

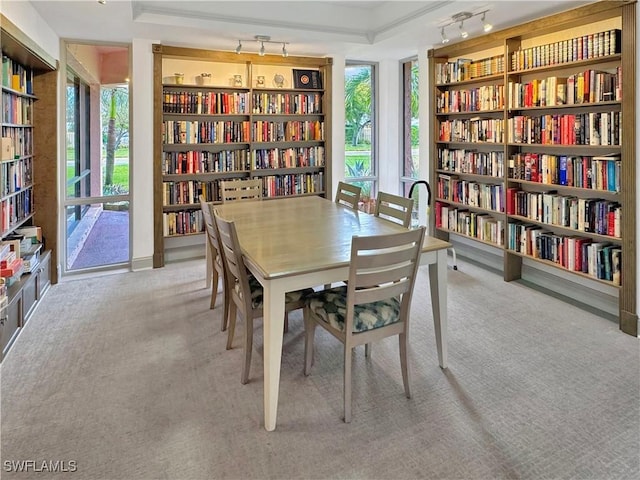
[[235, 40, 242, 54], [482, 13, 493, 33], [259, 42, 265, 56], [282, 43, 288, 57], [441, 27, 449, 44], [459, 21, 468, 39]]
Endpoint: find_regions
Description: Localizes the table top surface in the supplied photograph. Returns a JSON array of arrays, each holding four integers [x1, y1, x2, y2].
[[214, 196, 451, 280]]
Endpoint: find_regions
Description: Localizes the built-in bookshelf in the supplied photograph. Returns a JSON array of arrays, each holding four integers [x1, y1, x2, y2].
[[153, 45, 332, 267], [429, 1, 636, 335], [0, 15, 57, 359]]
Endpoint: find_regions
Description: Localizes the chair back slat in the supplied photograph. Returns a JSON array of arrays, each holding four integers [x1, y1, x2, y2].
[[200, 195, 220, 254], [335, 181, 362, 210], [354, 263, 415, 292], [374, 191, 414, 228], [353, 279, 410, 305], [220, 178, 263, 203]]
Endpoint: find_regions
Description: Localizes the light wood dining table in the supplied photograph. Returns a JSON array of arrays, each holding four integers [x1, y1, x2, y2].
[[214, 195, 451, 431]]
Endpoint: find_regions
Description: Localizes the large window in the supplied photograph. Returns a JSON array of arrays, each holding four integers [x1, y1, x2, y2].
[[345, 62, 376, 200], [400, 58, 420, 225]]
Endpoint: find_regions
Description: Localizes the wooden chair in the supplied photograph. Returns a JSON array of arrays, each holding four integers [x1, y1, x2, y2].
[[220, 178, 263, 203], [200, 197, 230, 332], [214, 210, 314, 384], [374, 191, 414, 228], [303, 226, 426, 422], [334, 181, 362, 210]]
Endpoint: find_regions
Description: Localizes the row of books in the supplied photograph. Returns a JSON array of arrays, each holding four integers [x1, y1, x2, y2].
[[508, 68, 621, 109], [162, 149, 251, 175], [2, 92, 33, 125], [163, 91, 250, 115], [508, 111, 621, 146], [1, 127, 32, 157], [162, 120, 250, 144], [0, 156, 32, 196], [0, 189, 32, 235], [510, 153, 620, 192], [252, 92, 322, 115], [506, 189, 620, 238], [437, 149, 504, 178], [163, 210, 203, 237], [437, 175, 504, 213], [435, 203, 504, 247], [1, 55, 34, 95], [262, 172, 324, 197], [507, 223, 621, 285], [252, 146, 325, 169], [163, 180, 220, 206], [436, 85, 504, 113], [0, 227, 42, 286], [435, 55, 504, 84], [252, 120, 324, 143], [438, 118, 504, 143], [510, 29, 621, 71]]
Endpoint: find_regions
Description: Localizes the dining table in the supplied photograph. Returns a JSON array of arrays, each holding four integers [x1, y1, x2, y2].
[[214, 195, 452, 431]]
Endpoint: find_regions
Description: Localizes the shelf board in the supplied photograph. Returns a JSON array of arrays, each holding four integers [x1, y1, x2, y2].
[[163, 84, 249, 92], [0, 212, 35, 238], [162, 112, 249, 118], [253, 140, 324, 148], [251, 113, 324, 118], [164, 231, 206, 239], [163, 171, 249, 180], [0, 185, 33, 202], [508, 100, 621, 112], [435, 227, 504, 249], [436, 170, 503, 182], [436, 141, 504, 147], [508, 214, 621, 243], [436, 73, 505, 88], [507, 143, 621, 151], [1, 86, 37, 99], [253, 87, 324, 94], [436, 109, 504, 116], [508, 178, 619, 196], [251, 166, 324, 175], [1, 123, 33, 128], [163, 142, 250, 151], [435, 198, 504, 215], [1, 155, 33, 164], [162, 203, 202, 212]]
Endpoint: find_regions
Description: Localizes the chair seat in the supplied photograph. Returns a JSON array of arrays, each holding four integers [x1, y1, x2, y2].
[[306, 286, 401, 333], [234, 274, 313, 309]]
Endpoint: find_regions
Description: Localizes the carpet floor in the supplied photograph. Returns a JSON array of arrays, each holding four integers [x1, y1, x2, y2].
[[1, 258, 638, 479]]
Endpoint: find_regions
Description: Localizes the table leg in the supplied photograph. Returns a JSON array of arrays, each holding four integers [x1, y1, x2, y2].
[[262, 280, 286, 431], [428, 249, 448, 369]]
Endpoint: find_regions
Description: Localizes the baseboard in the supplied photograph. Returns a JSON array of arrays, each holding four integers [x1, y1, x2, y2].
[[449, 236, 619, 321], [131, 256, 154, 271]]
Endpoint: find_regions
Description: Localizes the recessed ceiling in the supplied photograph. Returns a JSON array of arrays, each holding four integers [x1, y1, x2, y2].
[[26, 0, 592, 59]]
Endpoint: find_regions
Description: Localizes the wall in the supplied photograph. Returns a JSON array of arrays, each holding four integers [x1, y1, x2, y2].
[[1, 0, 59, 61]]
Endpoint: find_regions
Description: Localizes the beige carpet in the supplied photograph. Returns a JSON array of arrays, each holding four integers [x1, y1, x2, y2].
[[1, 258, 638, 479]]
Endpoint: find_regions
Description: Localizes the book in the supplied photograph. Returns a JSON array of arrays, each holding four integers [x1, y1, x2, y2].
[[293, 69, 323, 90]]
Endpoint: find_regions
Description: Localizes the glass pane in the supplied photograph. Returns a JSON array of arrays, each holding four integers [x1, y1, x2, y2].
[[101, 85, 130, 196], [345, 64, 373, 179], [65, 75, 79, 198], [66, 201, 130, 270]]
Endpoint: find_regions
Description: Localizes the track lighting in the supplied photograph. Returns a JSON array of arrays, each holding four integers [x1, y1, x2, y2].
[[482, 12, 493, 32], [459, 21, 468, 39], [439, 10, 492, 43], [234, 35, 291, 57], [440, 27, 449, 44]]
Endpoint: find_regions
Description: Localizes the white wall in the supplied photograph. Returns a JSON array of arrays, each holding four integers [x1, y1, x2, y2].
[[130, 38, 157, 270], [330, 53, 346, 197], [1, 1, 59, 61], [376, 59, 401, 194]]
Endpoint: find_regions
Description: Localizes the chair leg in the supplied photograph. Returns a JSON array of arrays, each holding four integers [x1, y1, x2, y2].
[[226, 303, 237, 350], [303, 308, 315, 376], [221, 285, 230, 332], [399, 333, 411, 399], [344, 346, 352, 423], [365, 343, 372, 358], [241, 315, 254, 385], [210, 268, 219, 310]]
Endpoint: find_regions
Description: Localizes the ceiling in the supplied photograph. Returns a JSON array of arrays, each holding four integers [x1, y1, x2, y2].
[[28, 0, 592, 59]]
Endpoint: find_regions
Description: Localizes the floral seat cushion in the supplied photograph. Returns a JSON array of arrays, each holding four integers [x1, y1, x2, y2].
[[234, 274, 313, 309], [307, 286, 401, 333]]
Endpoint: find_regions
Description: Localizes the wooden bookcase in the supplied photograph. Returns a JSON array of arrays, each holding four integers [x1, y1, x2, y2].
[[152, 45, 332, 267], [429, 1, 636, 335], [0, 15, 57, 359]]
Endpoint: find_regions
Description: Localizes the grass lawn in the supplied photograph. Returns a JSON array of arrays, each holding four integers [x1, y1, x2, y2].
[[66, 164, 129, 197]]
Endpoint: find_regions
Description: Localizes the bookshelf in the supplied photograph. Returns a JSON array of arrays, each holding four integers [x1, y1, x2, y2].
[[152, 45, 332, 267], [0, 15, 57, 359], [429, 1, 636, 335]]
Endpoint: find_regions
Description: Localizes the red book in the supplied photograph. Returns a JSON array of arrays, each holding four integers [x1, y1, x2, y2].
[[0, 257, 22, 277], [506, 187, 518, 215]]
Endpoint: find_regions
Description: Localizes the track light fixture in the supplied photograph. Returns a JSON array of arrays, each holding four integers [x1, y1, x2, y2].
[[235, 35, 291, 57], [440, 27, 449, 44], [439, 10, 492, 43]]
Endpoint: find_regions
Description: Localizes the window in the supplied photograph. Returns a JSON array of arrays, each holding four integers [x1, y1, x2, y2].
[[345, 62, 376, 200], [400, 58, 420, 224]]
